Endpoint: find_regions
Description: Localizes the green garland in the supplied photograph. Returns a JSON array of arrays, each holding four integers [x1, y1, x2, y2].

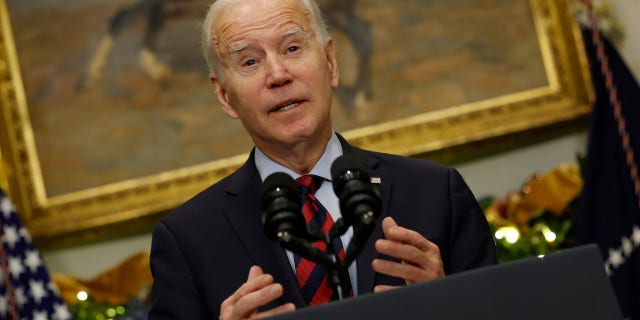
[[68, 296, 148, 320], [480, 197, 577, 263]]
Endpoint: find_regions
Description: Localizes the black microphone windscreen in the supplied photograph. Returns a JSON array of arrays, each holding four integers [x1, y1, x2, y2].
[[261, 172, 333, 266], [330, 154, 363, 181], [330, 154, 381, 266], [261, 171, 303, 241], [262, 172, 297, 195]]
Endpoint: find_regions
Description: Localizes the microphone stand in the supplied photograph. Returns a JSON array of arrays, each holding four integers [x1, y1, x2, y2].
[[306, 219, 351, 301], [276, 219, 352, 301], [325, 237, 346, 300]]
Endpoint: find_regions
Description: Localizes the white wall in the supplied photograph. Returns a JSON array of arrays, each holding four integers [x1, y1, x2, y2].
[[43, 232, 152, 279], [457, 131, 588, 199], [612, 0, 640, 82], [41, 130, 589, 279]]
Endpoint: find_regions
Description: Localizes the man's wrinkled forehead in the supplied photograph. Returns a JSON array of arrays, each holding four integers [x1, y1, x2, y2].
[[211, 0, 314, 55], [229, 26, 305, 54]]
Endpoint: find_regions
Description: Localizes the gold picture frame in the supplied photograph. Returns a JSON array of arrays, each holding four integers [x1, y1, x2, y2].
[[0, 0, 592, 248]]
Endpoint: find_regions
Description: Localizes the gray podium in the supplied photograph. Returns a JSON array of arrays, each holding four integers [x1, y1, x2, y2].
[[270, 244, 622, 320]]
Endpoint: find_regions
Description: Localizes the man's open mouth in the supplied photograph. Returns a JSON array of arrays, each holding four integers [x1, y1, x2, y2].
[[275, 101, 301, 111]]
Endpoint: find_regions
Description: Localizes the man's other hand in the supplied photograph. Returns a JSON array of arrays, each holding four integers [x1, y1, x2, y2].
[[371, 217, 445, 292], [219, 266, 296, 319]]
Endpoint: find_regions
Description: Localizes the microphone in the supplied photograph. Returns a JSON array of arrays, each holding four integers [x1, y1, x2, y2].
[[331, 154, 382, 266], [262, 172, 304, 241], [261, 172, 334, 266]]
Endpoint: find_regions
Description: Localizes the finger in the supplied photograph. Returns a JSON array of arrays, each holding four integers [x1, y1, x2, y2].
[[247, 265, 264, 281], [239, 266, 272, 296], [382, 218, 432, 252], [380, 217, 398, 241], [220, 266, 280, 320], [232, 283, 285, 318], [380, 218, 442, 270], [373, 285, 399, 293], [375, 239, 437, 269], [254, 303, 296, 319], [224, 268, 273, 307], [381, 216, 398, 230], [372, 258, 435, 283]]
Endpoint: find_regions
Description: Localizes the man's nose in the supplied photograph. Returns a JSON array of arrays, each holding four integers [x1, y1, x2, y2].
[[266, 56, 292, 88]]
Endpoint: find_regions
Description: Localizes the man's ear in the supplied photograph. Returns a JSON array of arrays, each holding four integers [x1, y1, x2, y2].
[[325, 38, 340, 88], [209, 74, 239, 119]]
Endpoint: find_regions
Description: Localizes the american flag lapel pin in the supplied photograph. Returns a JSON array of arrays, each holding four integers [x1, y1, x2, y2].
[[370, 177, 382, 184]]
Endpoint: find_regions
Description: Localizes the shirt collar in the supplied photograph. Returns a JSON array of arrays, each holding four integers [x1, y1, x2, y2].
[[254, 132, 343, 182]]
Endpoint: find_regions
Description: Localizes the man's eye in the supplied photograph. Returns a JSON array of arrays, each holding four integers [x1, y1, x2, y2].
[[287, 46, 300, 53], [243, 59, 257, 67]]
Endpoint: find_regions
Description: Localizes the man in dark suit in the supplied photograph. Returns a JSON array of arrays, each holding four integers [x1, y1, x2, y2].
[[149, 0, 497, 319]]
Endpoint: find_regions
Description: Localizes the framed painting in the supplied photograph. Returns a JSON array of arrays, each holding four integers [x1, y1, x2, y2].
[[0, 0, 592, 247]]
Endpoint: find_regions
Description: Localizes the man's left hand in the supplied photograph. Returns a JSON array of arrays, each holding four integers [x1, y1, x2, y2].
[[371, 217, 445, 292]]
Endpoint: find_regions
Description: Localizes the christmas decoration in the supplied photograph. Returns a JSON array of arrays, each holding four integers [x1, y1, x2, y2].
[[482, 163, 583, 262], [51, 252, 151, 319]]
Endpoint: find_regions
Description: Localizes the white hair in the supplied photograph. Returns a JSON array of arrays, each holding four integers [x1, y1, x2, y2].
[[200, 0, 331, 81]]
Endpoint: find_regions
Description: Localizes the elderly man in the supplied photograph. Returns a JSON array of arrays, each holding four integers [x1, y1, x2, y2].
[[148, 0, 497, 319]]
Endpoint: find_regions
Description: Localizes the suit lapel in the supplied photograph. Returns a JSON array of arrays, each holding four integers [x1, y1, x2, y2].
[[221, 153, 306, 307], [339, 136, 392, 295]]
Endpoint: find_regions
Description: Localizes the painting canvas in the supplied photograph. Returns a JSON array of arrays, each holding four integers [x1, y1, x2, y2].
[[0, 0, 591, 245], [6, 0, 546, 197]]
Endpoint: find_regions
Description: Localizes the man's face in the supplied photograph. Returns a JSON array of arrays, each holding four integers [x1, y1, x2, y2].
[[210, 0, 339, 150]]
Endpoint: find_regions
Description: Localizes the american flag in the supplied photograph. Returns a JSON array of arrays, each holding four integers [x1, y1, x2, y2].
[[576, 25, 640, 318], [0, 189, 72, 320]]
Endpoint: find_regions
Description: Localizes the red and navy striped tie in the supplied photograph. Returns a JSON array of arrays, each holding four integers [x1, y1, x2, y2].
[[294, 175, 353, 306]]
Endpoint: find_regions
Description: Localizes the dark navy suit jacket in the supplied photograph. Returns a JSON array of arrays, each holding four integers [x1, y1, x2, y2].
[[149, 136, 497, 319]]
